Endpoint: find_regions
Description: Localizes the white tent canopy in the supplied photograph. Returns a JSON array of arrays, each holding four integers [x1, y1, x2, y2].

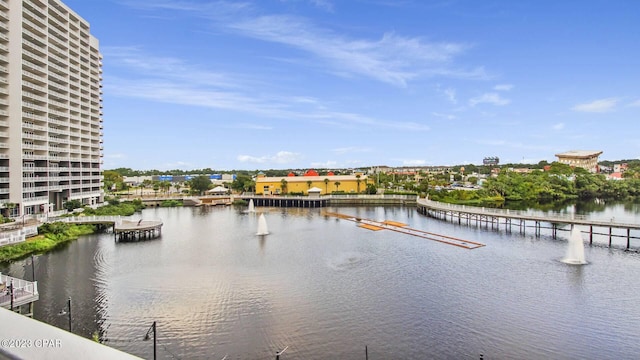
[[207, 186, 229, 194]]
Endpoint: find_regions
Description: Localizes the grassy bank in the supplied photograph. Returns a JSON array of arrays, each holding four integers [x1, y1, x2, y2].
[[0, 224, 95, 263], [0, 201, 145, 263]]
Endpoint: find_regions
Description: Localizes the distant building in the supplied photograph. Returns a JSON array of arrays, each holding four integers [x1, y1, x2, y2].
[[255, 171, 368, 195], [607, 172, 624, 180], [483, 157, 500, 166], [555, 150, 603, 173], [614, 163, 628, 173]]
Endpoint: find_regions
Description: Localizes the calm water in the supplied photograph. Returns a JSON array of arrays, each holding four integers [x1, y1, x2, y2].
[[4, 204, 640, 359]]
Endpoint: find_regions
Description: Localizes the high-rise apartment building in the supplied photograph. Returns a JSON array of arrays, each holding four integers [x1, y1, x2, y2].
[[1, 0, 103, 217]]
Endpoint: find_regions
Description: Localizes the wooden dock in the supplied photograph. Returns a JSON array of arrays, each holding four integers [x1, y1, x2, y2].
[[47, 216, 163, 242], [114, 219, 163, 242], [324, 212, 485, 249]]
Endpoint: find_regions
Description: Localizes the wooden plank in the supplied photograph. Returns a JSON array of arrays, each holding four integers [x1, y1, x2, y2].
[[359, 224, 384, 231], [324, 212, 484, 249], [382, 220, 408, 227]]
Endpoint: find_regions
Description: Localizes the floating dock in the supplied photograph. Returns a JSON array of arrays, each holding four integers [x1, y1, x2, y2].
[[324, 212, 485, 249]]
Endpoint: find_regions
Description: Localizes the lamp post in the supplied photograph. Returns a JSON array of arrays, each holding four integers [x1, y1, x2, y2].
[[8, 280, 13, 311], [144, 321, 156, 360], [67, 297, 71, 332], [30, 255, 36, 282], [275, 346, 288, 360], [58, 297, 71, 332]]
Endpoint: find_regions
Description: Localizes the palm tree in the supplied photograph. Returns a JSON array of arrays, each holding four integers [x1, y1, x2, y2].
[[280, 179, 288, 195], [174, 182, 181, 195], [324, 178, 329, 194], [356, 174, 361, 193], [307, 180, 312, 190], [334, 181, 341, 193], [161, 181, 171, 195]]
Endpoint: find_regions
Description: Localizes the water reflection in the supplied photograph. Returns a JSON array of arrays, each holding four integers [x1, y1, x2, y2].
[[1, 205, 640, 359]]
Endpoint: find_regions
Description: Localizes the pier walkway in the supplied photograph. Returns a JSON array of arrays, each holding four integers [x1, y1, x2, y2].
[[324, 211, 485, 249], [417, 198, 640, 249]]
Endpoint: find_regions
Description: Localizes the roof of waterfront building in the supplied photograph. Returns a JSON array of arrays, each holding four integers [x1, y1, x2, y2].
[[0, 308, 142, 360], [256, 174, 368, 182], [555, 150, 603, 158]]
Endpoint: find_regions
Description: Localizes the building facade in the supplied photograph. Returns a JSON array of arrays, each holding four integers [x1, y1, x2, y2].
[[555, 150, 603, 173], [0, 0, 103, 217], [255, 172, 369, 195]]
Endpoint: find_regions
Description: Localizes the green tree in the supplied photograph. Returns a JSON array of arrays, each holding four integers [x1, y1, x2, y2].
[[324, 178, 329, 194], [3, 202, 17, 218], [189, 176, 212, 195], [231, 174, 255, 193], [64, 199, 83, 211], [356, 174, 361, 193], [334, 181, 341, 192], [280, 179, 288, 195], [103, 170, 123, 192], [365, 183, 377, 194], [160, 181, 171, 195]]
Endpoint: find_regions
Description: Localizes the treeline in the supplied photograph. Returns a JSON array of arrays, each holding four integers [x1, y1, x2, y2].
[[434, 162, 640, 206], [109, 168, 354, 177]]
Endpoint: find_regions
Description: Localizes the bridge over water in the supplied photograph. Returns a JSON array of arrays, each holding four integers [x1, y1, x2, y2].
[[416, 198, 640, 250]]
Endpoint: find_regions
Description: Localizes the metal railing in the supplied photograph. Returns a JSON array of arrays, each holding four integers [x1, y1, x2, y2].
[[0, 226, 39, 247], [48, 215, 123, 225], [416, 199, 640, 229], [0, 273, 38, 308]]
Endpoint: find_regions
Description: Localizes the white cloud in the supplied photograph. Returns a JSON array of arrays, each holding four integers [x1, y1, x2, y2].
[[469, 93, 510, 107], [401, 159, 426, 166], [552, 122, 564, 130], [237, 151, 302, 164], [493, 84, 513, 91], [628, 99, 640, 107], [432, 112, 456, 120], [310, 160, 338, 168], [443, 87, 457, 104], [159, 161, 195, 170], [230, 123, 273, 130], [572, 98, 618, 113], [129, 3, 485, 87], [231, 16, 472, 86], [476, 139, 554, 152], [331, 146, 372, 155], [105, 49, 428, 131], [310, 0, 334, 12]]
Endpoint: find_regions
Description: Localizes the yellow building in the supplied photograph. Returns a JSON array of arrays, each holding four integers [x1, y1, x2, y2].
[[255, 171, 369, 195], [555, 150, 603, 173]]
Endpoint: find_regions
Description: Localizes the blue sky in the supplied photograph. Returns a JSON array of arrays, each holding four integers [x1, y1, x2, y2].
[[63, 0, 639, 171]]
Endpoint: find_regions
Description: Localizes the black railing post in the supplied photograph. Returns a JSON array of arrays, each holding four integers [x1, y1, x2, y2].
[[9, 280, 14, 311], [67, 297, 72, 332]]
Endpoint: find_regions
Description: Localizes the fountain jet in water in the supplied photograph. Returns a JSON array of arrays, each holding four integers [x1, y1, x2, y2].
[[248, 199, 256, 213], [256, 213, 269, 235], [562, 225, 587, 265]]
